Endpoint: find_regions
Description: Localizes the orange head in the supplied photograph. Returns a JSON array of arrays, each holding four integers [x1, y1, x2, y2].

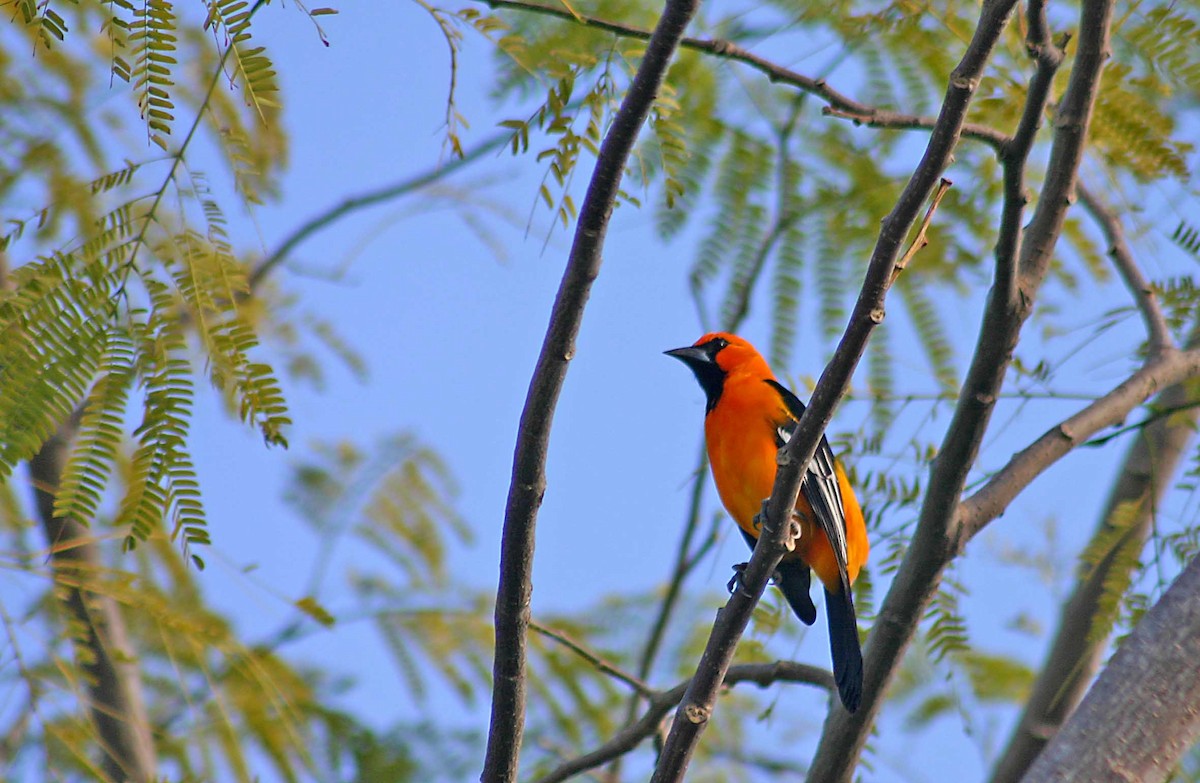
[[665, 332, 774, 411]]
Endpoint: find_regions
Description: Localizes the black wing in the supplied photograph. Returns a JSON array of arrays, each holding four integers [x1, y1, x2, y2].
[[765, 379, 853, 596]]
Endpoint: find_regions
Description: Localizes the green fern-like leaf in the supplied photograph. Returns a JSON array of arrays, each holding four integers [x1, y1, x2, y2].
[[118, 272, 203, 550], [1172, 219, 1200, 259], [769, 220, 805, 369], [1078, 498, 1145, 646], [690, 131, 772, 328], [205, 0, 281, 121], [1091, 64, 1192, 183], [129, 0, 179, 149], [165, 219, 290, 447], [867, 321, 895, 430], [926, 575, 969, 663], [54, 331, 137, 525], [896, 276, 958, 393], [1123, 6, 1200, 98], [0, 255, 116, 473]]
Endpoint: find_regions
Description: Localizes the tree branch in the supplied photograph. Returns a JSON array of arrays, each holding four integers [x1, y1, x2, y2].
[[248, 128, 514, 287], [481, 0, 1011, 151], [1021, 553, 1200, 783], [480, 0, 702, 777], [533, 661, 833, 783], [29, 416, 157, 783], [960, 348, 1200, 539], [807, 0, 1101, 775], [1076, 182, 1174, 353], [650, 3, 1017, 781], [989, 324, 1200, 783]]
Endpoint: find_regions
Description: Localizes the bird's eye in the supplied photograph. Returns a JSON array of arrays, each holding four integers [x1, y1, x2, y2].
[[713, 338, 729, 350]]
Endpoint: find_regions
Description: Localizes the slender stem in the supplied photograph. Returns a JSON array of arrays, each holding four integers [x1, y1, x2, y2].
[[532, 661, 833, 783], [530, 620, 654, 697], [249, 128, 513, 287], [1076, 182, 1174, 353]]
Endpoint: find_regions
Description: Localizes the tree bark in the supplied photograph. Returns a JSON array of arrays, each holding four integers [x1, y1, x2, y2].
[[1021, 552, 1200, 783], [29, 416, 157, 783]]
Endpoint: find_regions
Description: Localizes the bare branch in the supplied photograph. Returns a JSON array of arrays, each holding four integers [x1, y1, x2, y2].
[[989, 325, 1200, 783], [480, 0, 702, 777], [29, 417, 157, 783], [650, 2, 1019, 781], [530, 620, 654, 698], [533, 661, 833, 783], [960, 347, 1200, 539], [1076, 182, 1174, 353], [1022, 553, 1200, 783], [249, 128, 513, 287], [481, 0, 1011, 151]]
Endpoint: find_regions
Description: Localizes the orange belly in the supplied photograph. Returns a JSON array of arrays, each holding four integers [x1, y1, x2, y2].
[[704, 390, 867, 592]]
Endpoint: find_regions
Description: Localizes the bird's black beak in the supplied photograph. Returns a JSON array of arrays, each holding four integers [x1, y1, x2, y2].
[[664, 345, 713, 368], [667, 343, 725, 411]]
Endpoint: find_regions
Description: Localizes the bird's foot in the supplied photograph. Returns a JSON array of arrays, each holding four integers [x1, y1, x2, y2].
[[785, 510, 805, 552], [752, 501, 804, 552], [727, 562, 748, 594], [751, 499, 770, 532], [728, 561, 784, 595]]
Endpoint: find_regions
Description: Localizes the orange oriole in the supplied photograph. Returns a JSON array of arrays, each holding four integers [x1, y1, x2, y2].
[[667, 332, 869, 712]]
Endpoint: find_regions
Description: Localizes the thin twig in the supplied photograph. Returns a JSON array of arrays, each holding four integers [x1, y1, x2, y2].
[[532, 661, 833, 783], [1076, 182, 1174, 353], [892, 178, 953, 284], [530, 620, 654, 698], [248, 128, 513, 287], [480, 0, 702, 777], [1082, 399, 1200, 447], [481, 0, 1012, 152]]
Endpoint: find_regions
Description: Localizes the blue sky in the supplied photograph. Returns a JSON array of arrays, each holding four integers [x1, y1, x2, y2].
[[8, 0, 1196, 780]]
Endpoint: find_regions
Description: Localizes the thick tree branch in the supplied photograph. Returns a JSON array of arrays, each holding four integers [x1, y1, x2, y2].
[[534, 661, 833, 783], [807, 0, 1108, 777], [960, 348, 1200, 538], [480, 0, 701, 777], [650, 3, 1016, 781], [481, 0, 1011, 151], [1076, 182, 1174, 353], [30, 417, 157, 783], [989, 325, 1200, 783], [1021, 553, 1200, 783]]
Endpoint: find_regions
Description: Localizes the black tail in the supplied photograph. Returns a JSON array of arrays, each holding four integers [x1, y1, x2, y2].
[[776, 560, 817, 625], [825, 587, 863, 713]]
